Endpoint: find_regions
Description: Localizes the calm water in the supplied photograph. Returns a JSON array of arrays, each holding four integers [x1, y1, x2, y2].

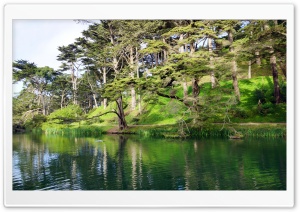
[[13, 133, 286, 190]]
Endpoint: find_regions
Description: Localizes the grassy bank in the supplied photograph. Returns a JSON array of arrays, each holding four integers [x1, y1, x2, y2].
[[134, 124, 286, 138], [37, 123, 286, 139]]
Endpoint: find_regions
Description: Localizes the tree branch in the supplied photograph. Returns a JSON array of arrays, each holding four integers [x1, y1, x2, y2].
[[156, 91, 184, 102], [50, 110, 121, 123]]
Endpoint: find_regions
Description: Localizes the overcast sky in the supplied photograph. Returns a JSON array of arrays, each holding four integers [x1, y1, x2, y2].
[[13, 20, 90, 94]]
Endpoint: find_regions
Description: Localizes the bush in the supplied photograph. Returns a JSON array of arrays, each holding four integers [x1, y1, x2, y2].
[[253, 86, 273, 104], [254, 80, 286, 105], [257, 101, 275, 115], [48, 105, 83, 123], [230, 108, 249, 119], [24, 114, 47, 130]]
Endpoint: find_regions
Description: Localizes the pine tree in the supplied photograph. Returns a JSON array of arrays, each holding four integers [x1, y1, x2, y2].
[[215, 20, 242, 102], [243, 20, 286, 104]]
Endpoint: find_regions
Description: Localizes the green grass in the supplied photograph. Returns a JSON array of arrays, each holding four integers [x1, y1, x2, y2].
[[199, 76, 286, 123], [44, 126, 104, 136], [32, 75, 286, 137], [128, 124, 286, 138], [136, 97, 186, 125]]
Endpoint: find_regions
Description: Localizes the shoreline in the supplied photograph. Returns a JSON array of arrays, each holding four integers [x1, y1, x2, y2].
[[18, 122, 287, 139]]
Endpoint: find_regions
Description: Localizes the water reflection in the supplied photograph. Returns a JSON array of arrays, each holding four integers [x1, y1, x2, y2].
[[13, 134, 286, 190]]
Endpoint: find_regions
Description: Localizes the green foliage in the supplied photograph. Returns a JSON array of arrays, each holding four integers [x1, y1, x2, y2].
[[13, 89, 38, 123], [138, 98, 185, 125], [135, 124, 285, 138], [47, 105, 83, 123], [230, 107, 250, 119], [24, 114, 47, 130], [279, 80, 287, 103], [13, 20, 286, 136], [44, 126, 103, 136], [139, 39, 170, 54], [253, 85, 273, 104]]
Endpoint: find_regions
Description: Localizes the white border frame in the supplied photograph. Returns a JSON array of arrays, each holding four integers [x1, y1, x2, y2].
[[3, 3, 294, 207]]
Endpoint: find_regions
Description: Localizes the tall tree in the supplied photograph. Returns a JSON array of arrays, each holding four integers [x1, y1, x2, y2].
[[216, 20, 242, 102], [81, 23, 113, 109], [243, 20, 286, 104], [102, 20, 128, 130], [57, 43, 83, 105], [50, 74, 72, 109], [13, 60, 58, 115]]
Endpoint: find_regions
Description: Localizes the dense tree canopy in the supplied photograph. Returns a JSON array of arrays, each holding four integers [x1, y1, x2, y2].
[[13, 20, 286, 132]]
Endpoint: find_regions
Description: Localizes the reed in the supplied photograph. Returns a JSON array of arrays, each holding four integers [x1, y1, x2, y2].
[[44, 126, 103, 136], [37, 123, 286, 139], [136, 125, 286, 139]]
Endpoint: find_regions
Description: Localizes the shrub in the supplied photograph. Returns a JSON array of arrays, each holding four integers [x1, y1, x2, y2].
[[253, 86, 273, 104], [48, 105, 83, 123], [230, 108, 249, 119], [253, 80, 287, 105], [257, 101, 275, 115], [24, 114, 47, 130]]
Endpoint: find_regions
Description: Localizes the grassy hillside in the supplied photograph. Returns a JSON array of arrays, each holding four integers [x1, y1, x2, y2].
[[36, 75, 286, 136]]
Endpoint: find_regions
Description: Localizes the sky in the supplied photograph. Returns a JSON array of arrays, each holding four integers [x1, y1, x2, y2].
[[12, 20, 90, 95]]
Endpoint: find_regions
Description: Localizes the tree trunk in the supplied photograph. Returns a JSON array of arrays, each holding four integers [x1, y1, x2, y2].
[[179, 34, 184, 53], [208, 37, 216, 88], [248, 60, 252, 79], [41, 94, 46, 116], [255, 51, 261, 65], [190, 43, 195, 54], [103, 98, 107, 109], [228, 30, 233, 43], [228, 30, 241, 102], [71, 63, 78, 105], [210, 72, 216, 88], [270, 55, 280, 104], [136, 47, 142, 114], [131, 85, 136, 110], [87, 72, 98, 108], [116, 95, 127, 130], [60, 94, 64, 109], [88, 96, 92, 109], [192, 78, 200, 112], [180, 34, 187, 98], [162, 38, 167, 63], [192, 78, 200, 98], [263, 22, 270, 31], [113, 57, 119, 74], [92, 94, 98, 108], [129, 46, 136, 111], [232, 60, 241, 101], [103, 67, 107, 109], [60, 89, 65, 109], [154, 53, 158, 67], [135, 47, 139, 78], [183, 80, 188, 99]]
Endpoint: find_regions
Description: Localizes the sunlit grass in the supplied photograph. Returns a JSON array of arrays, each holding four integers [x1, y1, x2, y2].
[[39, 75, 286, 137]]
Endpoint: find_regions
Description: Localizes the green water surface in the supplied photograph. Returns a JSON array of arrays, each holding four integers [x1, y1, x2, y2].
[[13, 133, 286, 190]]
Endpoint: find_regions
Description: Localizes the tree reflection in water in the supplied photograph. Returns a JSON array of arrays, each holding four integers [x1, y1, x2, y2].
[[13, 134, 286, 190]]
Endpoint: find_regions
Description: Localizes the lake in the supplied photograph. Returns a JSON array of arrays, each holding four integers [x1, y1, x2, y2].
[[13, 133, 286, 190]]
